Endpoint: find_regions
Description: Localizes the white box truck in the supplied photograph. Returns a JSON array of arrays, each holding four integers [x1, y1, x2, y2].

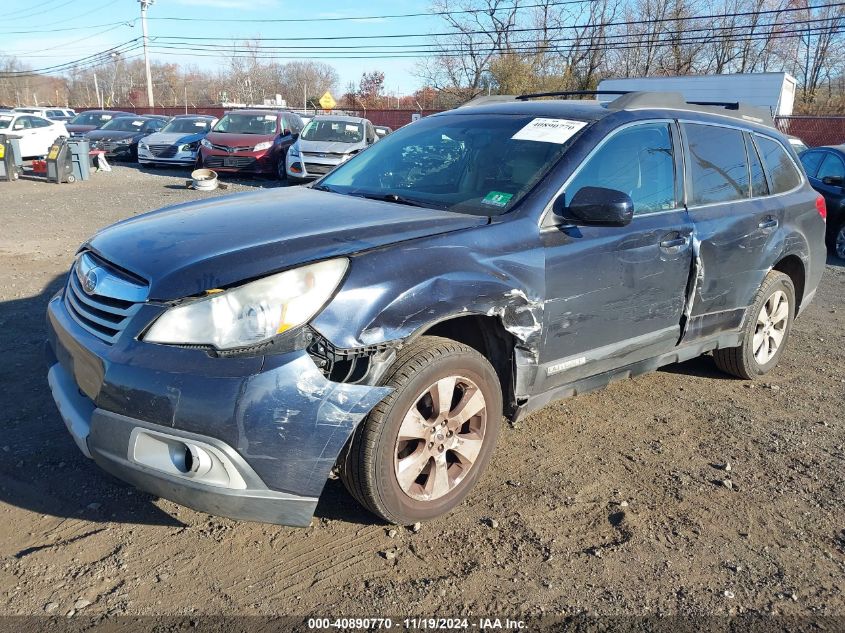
[[597, 72, 797, 116]]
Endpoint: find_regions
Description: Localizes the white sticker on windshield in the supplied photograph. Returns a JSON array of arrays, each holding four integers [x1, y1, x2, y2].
[[132, 121, 143, 126], [194, 121, 206, 127], [102, 115, 112, 120], [345, 124, 358, 132], [511, 118, 587, 144], [265, 115, 276, 121]]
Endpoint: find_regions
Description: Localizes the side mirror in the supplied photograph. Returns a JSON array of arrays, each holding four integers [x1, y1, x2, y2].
[[558, 186, 634, 226], [822, 175, 844, 186]]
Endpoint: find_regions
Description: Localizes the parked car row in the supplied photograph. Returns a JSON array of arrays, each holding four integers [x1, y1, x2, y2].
[[2, 106, 393, 181]]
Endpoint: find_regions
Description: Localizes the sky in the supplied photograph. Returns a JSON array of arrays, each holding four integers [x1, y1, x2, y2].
[[1, 0, 447, 96]]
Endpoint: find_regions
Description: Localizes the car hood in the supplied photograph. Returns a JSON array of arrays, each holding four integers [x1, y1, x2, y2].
[[85, 129, 138, 142], [67, 124, 97, 134], [298, 139, 363, 154], [141, 131, 205, 146], [85, 186, 487, 300], [205, 131, 272, 147]]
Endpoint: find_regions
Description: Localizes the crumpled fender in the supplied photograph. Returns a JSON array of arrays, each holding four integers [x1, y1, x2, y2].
[[310, 218, 547, 395]]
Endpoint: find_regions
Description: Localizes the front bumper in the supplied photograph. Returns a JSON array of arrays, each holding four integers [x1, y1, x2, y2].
[[138, 145, 198, 165], [286, 154, 344, 180], [199, 148, 277, 174], [89, 141, 135, 159], [46, 291, 390, 526]]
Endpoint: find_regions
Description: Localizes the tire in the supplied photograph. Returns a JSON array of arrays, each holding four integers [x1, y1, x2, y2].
[[66, 174, 75, 183], [713, 270, 796, 379], [834, 221, 845, 261], [277, 154, 288, 182], [340, 336, 502, 524]]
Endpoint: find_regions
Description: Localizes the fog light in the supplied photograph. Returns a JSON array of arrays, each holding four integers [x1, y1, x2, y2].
[[183, 444, 213, 477]]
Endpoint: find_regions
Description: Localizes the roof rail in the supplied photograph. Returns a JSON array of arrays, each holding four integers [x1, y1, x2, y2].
[[607, 91, 774, 127], [516, 90, 630, 100], [457, 94, 518, 108]]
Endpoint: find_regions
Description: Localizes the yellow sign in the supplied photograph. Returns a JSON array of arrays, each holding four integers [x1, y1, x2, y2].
[[319, 91, 336, 110], [0, 144, 4, 159], [48, 146, 59, 160]]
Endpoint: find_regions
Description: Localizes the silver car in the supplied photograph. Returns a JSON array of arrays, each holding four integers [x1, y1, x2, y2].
[[286, 115, 378, 182]]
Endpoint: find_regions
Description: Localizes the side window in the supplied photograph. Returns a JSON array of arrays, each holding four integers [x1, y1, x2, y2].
[[684, 123, 749, 205], [799, 151, 824, 178], [566, 122, 677, 214], [754, 135, 802, 194], [816, 153, 845, 182], [48, 110, 63, 118], [13, 117, 31, 130], [367, 123, 376, 144], [745, 133, 768, 197]]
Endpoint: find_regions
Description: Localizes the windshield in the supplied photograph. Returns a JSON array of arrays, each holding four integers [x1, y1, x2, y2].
[[213, 113, 277, 135], [0, 116, 12, 130], [161, 118, 213, 134], [100, 118, 147, 132], [301, 119, 363, 143], [69, 112, 115, 126], [318, 113, 584, 215]]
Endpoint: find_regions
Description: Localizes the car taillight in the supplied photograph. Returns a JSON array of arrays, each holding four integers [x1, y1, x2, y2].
[[815, 195, 826, 221]]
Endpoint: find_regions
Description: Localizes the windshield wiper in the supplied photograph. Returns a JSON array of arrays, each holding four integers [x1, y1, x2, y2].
[[355, 192, 427, 207], [311, 183, 335, 193]]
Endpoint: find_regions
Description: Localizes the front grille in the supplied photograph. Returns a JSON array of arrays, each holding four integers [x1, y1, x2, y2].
[[209, 142, 253, 152], [64, 253, 148, 344], [302, 151, 345, 158], [303, 162, 335, 176], [148, 144, 178, 158], [204, 156, 257, 169]]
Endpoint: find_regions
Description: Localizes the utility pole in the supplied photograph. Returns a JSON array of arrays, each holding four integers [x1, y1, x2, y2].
[[93, 71, 102, 108], [139, 0, 155, 108]]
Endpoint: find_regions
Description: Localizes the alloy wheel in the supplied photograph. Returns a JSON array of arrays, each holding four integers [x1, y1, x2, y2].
[[836, 224, 845, 260], [753, 289, 789, 365], [393, 375, 487, 502]]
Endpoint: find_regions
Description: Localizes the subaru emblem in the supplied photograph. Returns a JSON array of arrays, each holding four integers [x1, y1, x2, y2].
[[83, 269, 99, 294]]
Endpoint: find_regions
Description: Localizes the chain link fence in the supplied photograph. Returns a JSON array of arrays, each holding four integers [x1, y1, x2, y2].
[[774, 116, 845, 148]]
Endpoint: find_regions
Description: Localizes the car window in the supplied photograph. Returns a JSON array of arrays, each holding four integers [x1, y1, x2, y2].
[[30, 116, 52, 128], [48, 110, 63, 117], [684, 123, 749, 206], [143, 120, 164, 132], [754, 135, 802, 194], [799, 151, 824, 178], [13, 116, 31, 130], [745, 133, 769, 197], [101, 118, 146, 132], [319, 113, 579, 216], [566, 122, 677, 214], [302, 119, 364, 143], [213, 113, 278, 135], [0, 115, 12, 130], [816, 153, 845, 181]]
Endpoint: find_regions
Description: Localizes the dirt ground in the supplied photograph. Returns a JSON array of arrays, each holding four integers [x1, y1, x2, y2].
[[0, 165, 843, 623]]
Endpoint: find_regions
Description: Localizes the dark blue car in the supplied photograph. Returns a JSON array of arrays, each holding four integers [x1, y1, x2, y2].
[[798, 145, 845, 259], [46, 91, 827, 527]]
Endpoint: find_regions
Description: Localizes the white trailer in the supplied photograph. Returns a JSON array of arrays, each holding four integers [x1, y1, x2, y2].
[[597, 72, 797, 116]]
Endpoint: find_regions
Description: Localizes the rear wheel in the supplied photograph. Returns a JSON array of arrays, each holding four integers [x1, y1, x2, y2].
[[835, 222, 845, 260], [341, 336, 502, 524], [713, 271, 795, 379]]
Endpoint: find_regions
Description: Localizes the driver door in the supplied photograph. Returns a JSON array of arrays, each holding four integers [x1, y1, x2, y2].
[[12, 116, 37, 157], [538, 120, 694, 391]]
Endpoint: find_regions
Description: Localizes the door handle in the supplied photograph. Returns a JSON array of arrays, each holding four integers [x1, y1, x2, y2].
[[758, 218, 778, 229], [659, 237, 687, 248]]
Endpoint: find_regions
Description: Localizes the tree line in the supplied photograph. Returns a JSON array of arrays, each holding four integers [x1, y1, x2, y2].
[[1, 0, 843, 113]]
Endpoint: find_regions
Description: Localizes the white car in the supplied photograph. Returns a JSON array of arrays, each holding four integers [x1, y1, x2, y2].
[[0, 112, 69, 158], [13, 107, 76, 122]]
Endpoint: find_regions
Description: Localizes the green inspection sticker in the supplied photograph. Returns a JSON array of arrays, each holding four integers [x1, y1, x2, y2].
[[482, 191, 513, 207]]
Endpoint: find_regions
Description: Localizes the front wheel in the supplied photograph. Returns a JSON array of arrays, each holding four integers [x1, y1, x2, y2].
[[340, 336, 502, 524], [713, 270, 795, 379], [277, 154, 288, 182]]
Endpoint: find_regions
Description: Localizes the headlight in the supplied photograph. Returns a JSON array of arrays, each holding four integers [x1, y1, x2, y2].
[[139, 142, 148, 150], [200, 138, 212, 149], [288, 143, 300, 157], [253, 141, 272, 152], [143, 258, 348, 350]]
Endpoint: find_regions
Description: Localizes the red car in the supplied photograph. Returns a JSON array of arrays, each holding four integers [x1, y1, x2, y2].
[[198, 109, 304, 179]]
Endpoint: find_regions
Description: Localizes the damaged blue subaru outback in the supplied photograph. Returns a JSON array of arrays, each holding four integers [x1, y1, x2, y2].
[[46, 92, 826, 527]]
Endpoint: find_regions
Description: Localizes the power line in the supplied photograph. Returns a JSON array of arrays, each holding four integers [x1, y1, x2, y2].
[[145, 0, 596, 24], [142, 25, 845, 60]]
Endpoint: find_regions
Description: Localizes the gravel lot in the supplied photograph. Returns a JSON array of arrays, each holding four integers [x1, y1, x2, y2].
[[0, 165, 843, 622]]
